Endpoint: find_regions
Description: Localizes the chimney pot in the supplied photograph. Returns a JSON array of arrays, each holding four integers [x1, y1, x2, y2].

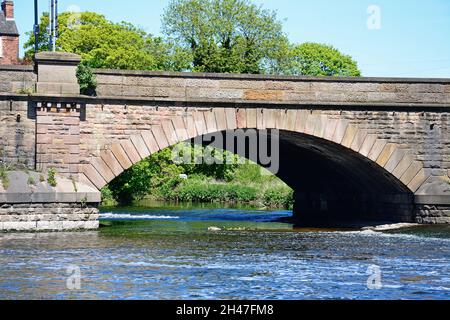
[[1, 1, 14, 20]]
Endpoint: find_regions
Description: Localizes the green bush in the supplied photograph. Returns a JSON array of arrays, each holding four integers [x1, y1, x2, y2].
[[263, 186, 294, 209], [0, 166, 9, 190], [47, 168, 57, 187], [77, 61, 97, 96], [173, 180, 258, 204]]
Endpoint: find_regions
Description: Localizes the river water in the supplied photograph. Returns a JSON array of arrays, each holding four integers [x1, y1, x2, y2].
[[0, 207, 449, 300]]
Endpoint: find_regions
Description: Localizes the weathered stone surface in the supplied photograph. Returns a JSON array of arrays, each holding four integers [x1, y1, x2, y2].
[[2, 67, 450, 228], [368, 139, 388, 162], [376, 143, 397, 167], [130, 134, 151, 159], [141, 130, 160, 154], [0, 203, 99, 231], [110, 143, 132, 170]]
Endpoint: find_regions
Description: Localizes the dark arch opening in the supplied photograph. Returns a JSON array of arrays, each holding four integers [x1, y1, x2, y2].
[[197, 129, 415, 227]]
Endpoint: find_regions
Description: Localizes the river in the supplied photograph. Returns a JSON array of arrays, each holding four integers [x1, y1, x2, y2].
[[0, 206, 449, 300]]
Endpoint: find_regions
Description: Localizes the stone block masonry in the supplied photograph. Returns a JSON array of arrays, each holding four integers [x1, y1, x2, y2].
[[0, 203, 99, 231], [1, 59, 450, 230]]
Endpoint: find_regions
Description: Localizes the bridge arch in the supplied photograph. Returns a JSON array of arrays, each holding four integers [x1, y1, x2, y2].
[[80, 107, 428, 225]]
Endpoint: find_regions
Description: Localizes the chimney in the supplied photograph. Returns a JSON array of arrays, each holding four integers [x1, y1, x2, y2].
[[1, 1, 14, 20]]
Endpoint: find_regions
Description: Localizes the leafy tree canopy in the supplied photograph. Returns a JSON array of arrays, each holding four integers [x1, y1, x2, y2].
[[162, 0, 290, 74], [24, 11, 191, 71], [285, 42, 361, 77]]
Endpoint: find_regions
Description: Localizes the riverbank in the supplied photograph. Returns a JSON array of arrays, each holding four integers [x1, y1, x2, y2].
[[102, 164, 294, 210]]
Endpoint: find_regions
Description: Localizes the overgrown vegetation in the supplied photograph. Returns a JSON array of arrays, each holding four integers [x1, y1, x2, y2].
[[76, 61, 97, 96], [0, 165, 10, 190], [27, 176, 36, 186], [47, 168, 57, 187], [102, 145, 293, 209]]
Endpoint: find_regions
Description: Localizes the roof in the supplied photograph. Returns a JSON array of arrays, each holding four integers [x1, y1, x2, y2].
[[0, 11, 18, 36]]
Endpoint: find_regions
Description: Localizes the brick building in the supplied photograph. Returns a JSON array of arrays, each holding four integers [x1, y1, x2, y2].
[[0, 1, 19, 65]]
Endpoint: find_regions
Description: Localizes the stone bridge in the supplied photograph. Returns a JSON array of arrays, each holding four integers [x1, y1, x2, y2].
[[0, 52, 449, 231]]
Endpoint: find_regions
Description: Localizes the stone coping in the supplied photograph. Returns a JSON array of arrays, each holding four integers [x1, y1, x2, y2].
[[0, 93, 449, 111], [0, 171, 101, 204], [0, 65, 34, 72], [415, 195, 450, 205], [34, 52, 82, 65], [94, 68, 450, 84]]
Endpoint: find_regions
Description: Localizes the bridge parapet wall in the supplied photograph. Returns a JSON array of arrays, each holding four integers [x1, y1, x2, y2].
[[94, 69, 450, 106], [0, 65, 36, 93]]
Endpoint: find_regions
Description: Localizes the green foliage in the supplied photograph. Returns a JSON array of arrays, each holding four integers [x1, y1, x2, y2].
[[263, 186, 294, 209], [39, 175, 45, 183], [0, 166, 9, 190], [27, 176, 36, 186], [174, 179, 258, 203], [24, 12, 191, 71], [47, 168, 57, 187], [285, 42, 361, 77], [24, 5, 361, 77], [162, 0, 289, 74], [77, 61, 97, 95]]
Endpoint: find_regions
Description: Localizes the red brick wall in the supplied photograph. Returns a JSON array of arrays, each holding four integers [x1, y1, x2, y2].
[[0, 36, 19, 65]]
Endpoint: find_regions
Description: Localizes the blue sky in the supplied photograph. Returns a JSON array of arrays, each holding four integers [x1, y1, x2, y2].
[[13, 0, 450, 78]]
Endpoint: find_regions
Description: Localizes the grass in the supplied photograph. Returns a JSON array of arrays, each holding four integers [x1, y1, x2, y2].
[[0, 166, 10, 190]]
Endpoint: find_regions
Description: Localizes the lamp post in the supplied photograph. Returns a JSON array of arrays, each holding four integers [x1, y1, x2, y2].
[[48, 0, 58, 51], [33, 0, 39, 53]]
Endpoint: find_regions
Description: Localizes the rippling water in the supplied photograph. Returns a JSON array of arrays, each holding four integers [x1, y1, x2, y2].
[[0, 208, 449, 300]]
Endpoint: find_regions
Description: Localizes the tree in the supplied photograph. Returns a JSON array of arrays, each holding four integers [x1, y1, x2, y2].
[[24, 12, 191, 71], [285, 42, 361, 77], [162, 0, 290, 74]]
